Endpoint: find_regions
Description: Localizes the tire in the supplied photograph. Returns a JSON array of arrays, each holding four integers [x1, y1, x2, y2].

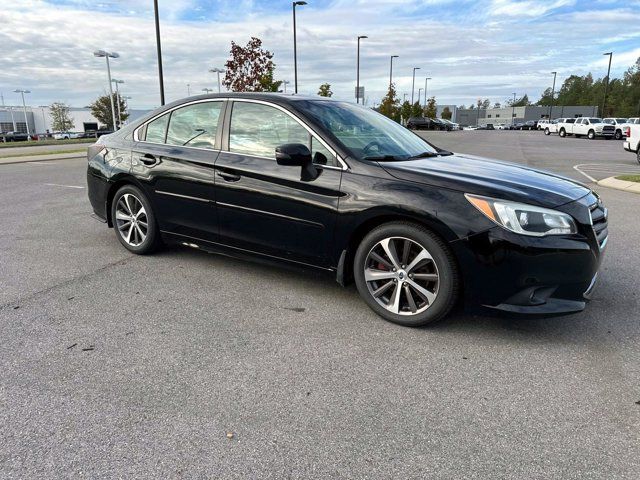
[[637, 148, 640, 165], [544, 128, 550, 135], [588, 130, 595, 140], [559, 129, 566, 138], [615, 129, 622, 140], [353, 222, 459, 327], [110, 185, 160, 254]]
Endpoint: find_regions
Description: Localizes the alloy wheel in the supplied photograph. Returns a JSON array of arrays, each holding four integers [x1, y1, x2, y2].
[[115, 193, 148, 247], [363, 236, 439, 316]]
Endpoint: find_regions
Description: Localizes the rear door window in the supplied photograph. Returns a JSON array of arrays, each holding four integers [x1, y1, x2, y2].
[[166, 102, 223, 149], [145, 114, 169, 143]]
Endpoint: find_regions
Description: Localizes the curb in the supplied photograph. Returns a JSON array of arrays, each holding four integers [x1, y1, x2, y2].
[[0, 152, 86, 165], [597, 176, 640, 194]]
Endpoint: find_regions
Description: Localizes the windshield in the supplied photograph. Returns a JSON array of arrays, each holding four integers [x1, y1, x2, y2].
[[589, 118, 602, 123], [617, 118, 627, 123], [299, 100, 438, 161]]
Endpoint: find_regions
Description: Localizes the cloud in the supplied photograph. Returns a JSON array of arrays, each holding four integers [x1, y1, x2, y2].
[[0, 0, 638, 110]]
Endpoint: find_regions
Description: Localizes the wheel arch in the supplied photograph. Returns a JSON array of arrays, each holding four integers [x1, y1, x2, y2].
[[105, 174, 148, 228], [337, 208, 459, 287]]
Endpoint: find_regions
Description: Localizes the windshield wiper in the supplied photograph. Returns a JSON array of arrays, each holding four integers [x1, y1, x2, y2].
[[362, 155, 404, 161], [408, 151, 439, 159]]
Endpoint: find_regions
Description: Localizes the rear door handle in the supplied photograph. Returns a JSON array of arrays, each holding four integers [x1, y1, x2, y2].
[[216, 171, 241, 182], [140, 153, 158, 165]]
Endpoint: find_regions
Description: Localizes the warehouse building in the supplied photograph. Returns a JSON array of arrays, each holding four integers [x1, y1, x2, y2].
[[456, 105, 600, 127], [0, 105, 150, 135]]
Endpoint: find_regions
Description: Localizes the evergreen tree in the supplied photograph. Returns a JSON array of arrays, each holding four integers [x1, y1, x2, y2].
[[378, 83, 400, 121]]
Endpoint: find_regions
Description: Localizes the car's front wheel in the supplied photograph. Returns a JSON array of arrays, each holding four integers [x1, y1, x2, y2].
[[111, 185, 160, 254], [544, 128, 550, 135], [615, 130, 622, 140], [354, 222, 459, 327], [559, 129, 566, 137]]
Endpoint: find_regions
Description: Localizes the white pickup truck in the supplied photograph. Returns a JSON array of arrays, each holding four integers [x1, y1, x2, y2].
[[623, 124, 640, 164], [558, 117, 615, 139]]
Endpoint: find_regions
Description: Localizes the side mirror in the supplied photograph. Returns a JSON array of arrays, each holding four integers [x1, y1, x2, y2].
[[275, 143, 312, 166]]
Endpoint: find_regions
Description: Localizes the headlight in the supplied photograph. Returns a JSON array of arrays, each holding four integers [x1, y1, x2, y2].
[[465, 194, 577, 236]]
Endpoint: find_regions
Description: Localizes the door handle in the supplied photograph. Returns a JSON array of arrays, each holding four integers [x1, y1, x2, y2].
[[216, 171, 241, 182], [140, 153, 158, 165]]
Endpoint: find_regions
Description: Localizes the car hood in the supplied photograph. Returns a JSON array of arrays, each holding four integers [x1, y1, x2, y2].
[[379, 153, 590, 208]]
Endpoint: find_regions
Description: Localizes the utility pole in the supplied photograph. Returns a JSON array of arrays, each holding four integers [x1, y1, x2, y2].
[[153, 0, 165, 105], [601, 52, 613, 117]]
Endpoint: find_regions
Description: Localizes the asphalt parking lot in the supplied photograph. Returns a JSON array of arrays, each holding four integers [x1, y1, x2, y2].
[[1, 132, 639, 478]]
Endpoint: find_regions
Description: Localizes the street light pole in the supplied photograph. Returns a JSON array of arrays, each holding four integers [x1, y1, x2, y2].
[[202, 88, 214, 94], [424, 77, 431, 109], [511, 92, 516, 127], [283, 80, 290, 93], [602, 52, 613, 117], [389, 55, 398, 89], [93, 50, 119, 131], [292, 1, 307, 94], [14, 89, 31, 138], [111, 79, 124, 129], [548, 71, 557, 119], [411, 67, 420, 104], [403, 93, 408, 103], [209, 68, 224, 93], [417, 88, 423, 106], [153, 0, 165, 105], [356, 35, 368, 104], [187, 84, 191, 96]]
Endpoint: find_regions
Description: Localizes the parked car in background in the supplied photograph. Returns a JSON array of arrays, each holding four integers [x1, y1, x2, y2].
[[53, 131, 82, 140], [478, 124, 495, 130], [1, 131, 30, 142], [87, 93, 608, 326], [603, 118, 628, 140], [623, 124, 640, 164], [520, 120, 538, 130], [544, 118, 563, 135], [621, 117, 640, 137], [463, 125, 479, 130], [560, 117, 614, 139], [406, 117, 433, 130], [431, 118, 452, 131], [441, 119, 460, 130], [537, 119, 551, 130], [495, 124, 506, 130]]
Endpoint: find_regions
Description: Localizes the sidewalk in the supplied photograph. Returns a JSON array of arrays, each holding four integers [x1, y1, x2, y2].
[[0, 151, 86, 165], [597, 176, 640, 194]]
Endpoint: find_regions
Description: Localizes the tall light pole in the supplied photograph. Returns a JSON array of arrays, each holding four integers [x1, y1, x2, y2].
[[93, 50, 118, 131], [187, 84, 191, 96], [38, 105, 47, 134], [111, 79, 124, 129], [153, 0, 165, 105], [14, 89, 31, 138], [283, 80, 290, 93], [411, 67, 420, 104], [511, 92, 516, 127], [356, 35, 368, 104], [548, 71, 557, 119], [417, 88, 423, 106], [202, 88, 214, 94], [424, 77, 431, 109], [292, 1, 307, 94], [602, 52, 613, 117], [403, 93, 408, 103], [209, 68, 224, 93], [389, 55, 399, 89]]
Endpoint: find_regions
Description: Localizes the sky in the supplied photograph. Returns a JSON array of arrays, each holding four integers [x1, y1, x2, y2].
[[1, 0, 639, 110]]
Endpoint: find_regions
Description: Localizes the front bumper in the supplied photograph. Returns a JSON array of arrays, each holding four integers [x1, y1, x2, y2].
[[451, 195, 606, 315]]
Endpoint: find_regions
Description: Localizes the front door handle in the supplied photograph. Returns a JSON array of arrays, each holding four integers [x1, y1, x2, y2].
[[140, 153, 158, 165], [216, 171, 241, 182]]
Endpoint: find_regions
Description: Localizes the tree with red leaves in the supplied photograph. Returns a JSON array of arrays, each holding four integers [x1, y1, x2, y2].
[[223, 37, 282, 92]]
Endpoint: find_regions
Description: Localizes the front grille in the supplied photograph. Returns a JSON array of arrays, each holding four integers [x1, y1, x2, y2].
[[602, 125, 615, 132], [590, 201, 608, 250]]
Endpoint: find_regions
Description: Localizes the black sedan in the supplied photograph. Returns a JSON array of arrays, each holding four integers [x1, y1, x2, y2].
[[87, 93, 607, 327]]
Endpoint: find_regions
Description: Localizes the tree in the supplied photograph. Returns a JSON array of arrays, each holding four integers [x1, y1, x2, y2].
[[223, 37, 281, 92], [458, 104, 466, 109], [49, 102, 74, 132], [441, 106, 452, 120], [317, 83, 333, 97], [493, 102, 501, 109], [424, 96, 437, 118], [89, 93, 128, 130], [400, 101, 413, 124], [481, 98, 491, 109], [410, 101, 423, 118], [507, 94, 531, 107], [378, 83, 400, 121]]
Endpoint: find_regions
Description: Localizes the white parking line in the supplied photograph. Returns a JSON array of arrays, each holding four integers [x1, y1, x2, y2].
[[573, 163, 640, 182], [44, 183, 85, 189]]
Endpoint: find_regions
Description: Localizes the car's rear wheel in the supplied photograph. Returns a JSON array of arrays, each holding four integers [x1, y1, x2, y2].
[[354, 222, 459, 327], [559, 129, 566, 137], [111, 185, 160, 254], [544, 128, 550, 135], [588, 130, 595, 140]]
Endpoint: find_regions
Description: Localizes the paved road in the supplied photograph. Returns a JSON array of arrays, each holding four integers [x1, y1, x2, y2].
[[418, 130, 640, 181], [0, 142, 92, 158], [1, 136, 639, 478]]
